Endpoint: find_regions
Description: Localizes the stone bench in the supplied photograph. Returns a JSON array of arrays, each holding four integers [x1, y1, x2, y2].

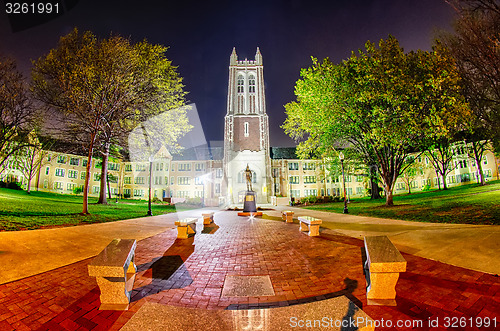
[[364, 235, 407, 306], [281, 210, 294, 223], [202, 212, 214, 225], [88, 238, 137, 310], [298, 216, 322, 236], [175, 218, 198, 239]]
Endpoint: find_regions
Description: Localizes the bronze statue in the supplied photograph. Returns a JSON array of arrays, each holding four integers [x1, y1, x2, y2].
[[245, 164, 253, 191]]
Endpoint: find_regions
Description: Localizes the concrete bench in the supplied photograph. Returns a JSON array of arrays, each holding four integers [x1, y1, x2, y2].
[[175, 218, 198, 239], [364, 236, 407, 306], [88, 239, 137, 310], [281, 210, 294, 223], [202, 212, 214, 225], [298, 216, 322, 236]]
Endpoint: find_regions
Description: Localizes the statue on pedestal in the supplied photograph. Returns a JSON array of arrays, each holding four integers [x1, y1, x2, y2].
[[245, 164, 253, 191]]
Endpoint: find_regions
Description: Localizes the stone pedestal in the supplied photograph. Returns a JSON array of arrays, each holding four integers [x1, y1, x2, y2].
[[243, 191, 257, 212], [88, 239, 137, 310], [282, 211, 294, 223], [202, 212, 214, 225], [364, 236, 407, 306]]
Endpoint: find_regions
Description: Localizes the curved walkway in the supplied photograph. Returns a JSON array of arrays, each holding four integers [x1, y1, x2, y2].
[[0, 209, 499, 330]]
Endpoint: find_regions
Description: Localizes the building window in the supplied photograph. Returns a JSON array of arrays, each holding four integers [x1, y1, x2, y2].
[[123, 188, 131, 196], [215, 183, 221, 194], [45, 167, 49, 175], [67, 183, 76, 191], [81, 172, 86, 180], [303, 162, 316, 171], [134, 177, 145, 185], [125, 164, 132, 171], [288, 162, 299, 170], [82, 159, 89, 167], [124, 177, 131, 184], [289, 176, 299, 184], [244, 122, 249, 137], [195, 176, 203, 185], [291, 189, 300, 198], [195, 163, 204, 171], [93, 173, 100, 181], [68, 170, 78, 179], [154, 176, 162, 185], [237, 75, 244, 93], [303, 176, 316, 184], [57, 155, 66, 164], [69, 158, 79, 166], [356, 176, 363, 182], [178, 163, 191, 171], [108, 163, 119, 171], [54, 182, 63, 190], [304, 189, 317, 197], [171, 176, 174, 185], [178, 177, 190, 185], [55, 168, 65, 177], [136, 164, 146, 172], [356, 187, 364, 194], [248, 75, 255, 93], [133, 189, 144, 197], [216, 168, 223, 178]]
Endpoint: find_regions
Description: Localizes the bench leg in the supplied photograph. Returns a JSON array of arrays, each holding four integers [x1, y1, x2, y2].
[[299, 221, 309, 232], [177, 226, 189, 239], [308, 224, 320, 236], [285, 215, 293, 223], [203, 216, 213, 225], [367, 271, 400, 302], [282, 213, 286, 221], [95, 272, 136, 310]]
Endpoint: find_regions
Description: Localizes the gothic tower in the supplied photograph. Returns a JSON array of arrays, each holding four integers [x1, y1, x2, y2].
[[223, 47, 271, 204]]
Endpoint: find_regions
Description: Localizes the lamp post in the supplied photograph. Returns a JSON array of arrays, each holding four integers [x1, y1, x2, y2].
[[339, 152, 348, 214], [147, 157, 153, 216]]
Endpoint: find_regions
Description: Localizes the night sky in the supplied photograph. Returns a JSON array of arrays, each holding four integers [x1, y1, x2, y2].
[[0, 0, 456, 147]]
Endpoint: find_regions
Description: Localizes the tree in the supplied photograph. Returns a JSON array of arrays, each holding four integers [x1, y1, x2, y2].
[[400, 156, 425, 194], [15, 130, 50, 193], [425, 137, 459, 190], [0, 57, 39, 172], [442, 0, 500, 154], [283, 36, 469, 206], [32, 29, 187, 214]]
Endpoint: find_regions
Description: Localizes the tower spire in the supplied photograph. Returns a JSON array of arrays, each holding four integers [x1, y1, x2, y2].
[[255, 47, 262, 65], [230, 47, 238, 65]]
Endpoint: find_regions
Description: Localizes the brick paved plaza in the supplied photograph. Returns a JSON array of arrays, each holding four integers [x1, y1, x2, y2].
[[0, 211, 499, 330]]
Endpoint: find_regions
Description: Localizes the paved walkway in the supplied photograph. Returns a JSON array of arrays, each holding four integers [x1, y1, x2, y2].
[[0, 209, 499, 330]]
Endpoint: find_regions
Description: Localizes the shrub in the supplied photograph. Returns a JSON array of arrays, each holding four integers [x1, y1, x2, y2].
[[7, 182, 22, 190], [422, 184, 431, 191], [123, 193, 131, 199], [72, 186, 84, 195]]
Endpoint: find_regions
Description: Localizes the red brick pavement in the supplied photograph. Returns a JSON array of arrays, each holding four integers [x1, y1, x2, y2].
[[0, 211, 498, 330]]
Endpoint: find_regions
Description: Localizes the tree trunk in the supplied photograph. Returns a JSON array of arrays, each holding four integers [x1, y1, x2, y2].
[[472, 144, 485, 186], [97, 144, 110, 204], [442, 174, 448, 190], [385, 185, 394, 206], [82, 152, 93, 215], [369, 165, 382, 199], [35, 162, 41, 192]]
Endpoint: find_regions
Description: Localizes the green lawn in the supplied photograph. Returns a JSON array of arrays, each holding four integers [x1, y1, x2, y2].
[[0, 189, 189, 231], [303, 180, 500, 225]]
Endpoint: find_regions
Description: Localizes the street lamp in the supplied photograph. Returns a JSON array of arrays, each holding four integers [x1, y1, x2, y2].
[[147, 157, 153, 216], [339, 152, 348, 214]]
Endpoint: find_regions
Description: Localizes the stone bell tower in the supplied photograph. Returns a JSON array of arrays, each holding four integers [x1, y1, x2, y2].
[[223, 47, 271, 205]]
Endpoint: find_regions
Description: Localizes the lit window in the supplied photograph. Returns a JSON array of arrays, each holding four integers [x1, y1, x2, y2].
[[248, 75, 255, 93], [237, 75, 244, 93], [244, 122, 249, 137]]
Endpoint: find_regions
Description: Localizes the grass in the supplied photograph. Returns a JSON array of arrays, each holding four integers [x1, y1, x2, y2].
[[303, 180, 500, 225], [0, 189, 192, 231]]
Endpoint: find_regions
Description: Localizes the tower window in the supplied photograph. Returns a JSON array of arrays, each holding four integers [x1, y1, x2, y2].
[[248, 75, 255, 93], [237, 75, 244, 93], [244, 122, 249, 137]]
